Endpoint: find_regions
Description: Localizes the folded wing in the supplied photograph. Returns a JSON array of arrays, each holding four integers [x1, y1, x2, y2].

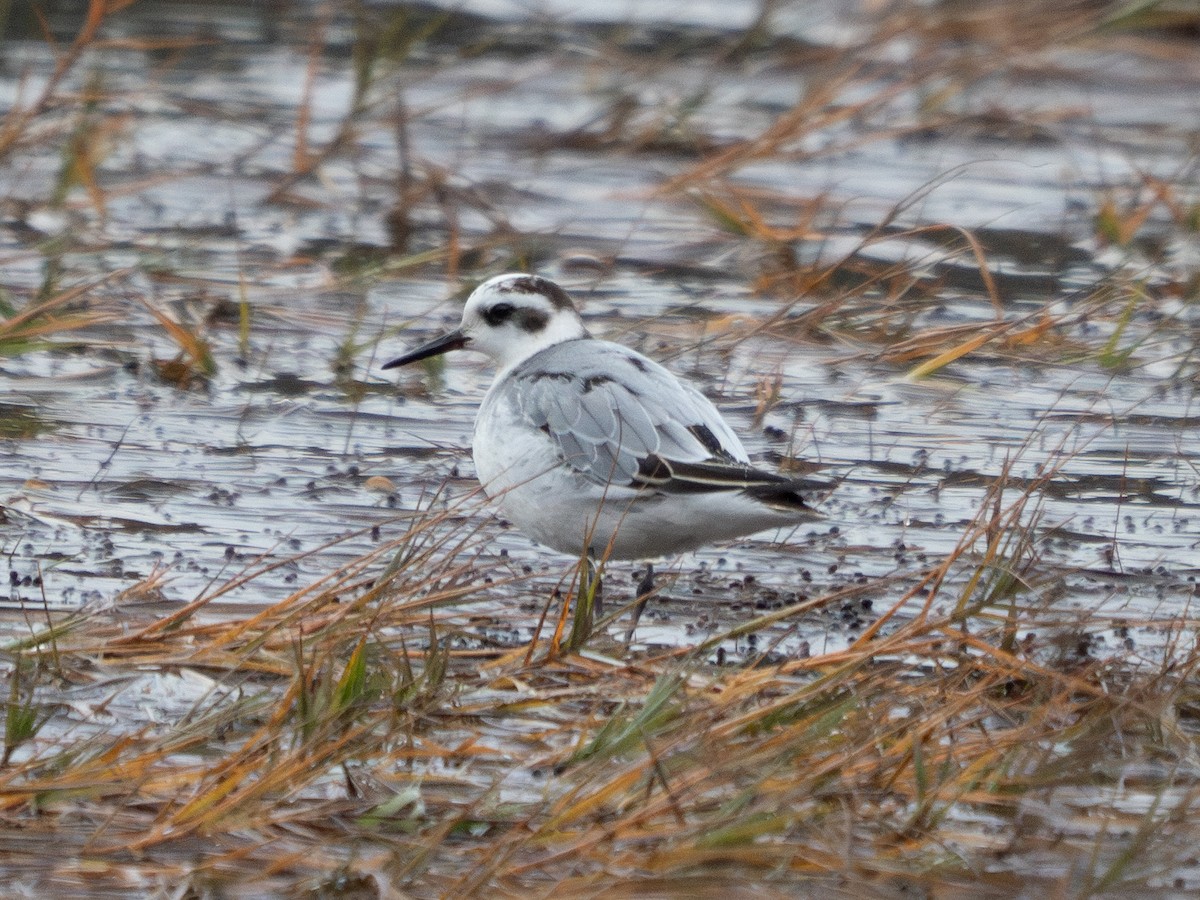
[[511, 340, 806, 496]]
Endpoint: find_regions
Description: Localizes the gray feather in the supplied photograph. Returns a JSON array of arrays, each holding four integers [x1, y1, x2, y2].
[[505, 338, 753, 489]]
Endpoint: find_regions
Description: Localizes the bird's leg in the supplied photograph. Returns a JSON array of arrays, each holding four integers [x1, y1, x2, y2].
[[625, 562, 655, 643]]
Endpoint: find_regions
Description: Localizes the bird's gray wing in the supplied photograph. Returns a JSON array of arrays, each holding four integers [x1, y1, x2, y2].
[[510, 340, 764, 491]]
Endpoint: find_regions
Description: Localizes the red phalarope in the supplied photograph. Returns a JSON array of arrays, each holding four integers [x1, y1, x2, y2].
[[385, 273, 822, 634]]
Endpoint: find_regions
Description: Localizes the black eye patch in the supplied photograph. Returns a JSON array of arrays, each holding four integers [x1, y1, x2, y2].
[[516, 308, 549, 333], [483, 301, 549, 333], [483, 302, 516, 326]]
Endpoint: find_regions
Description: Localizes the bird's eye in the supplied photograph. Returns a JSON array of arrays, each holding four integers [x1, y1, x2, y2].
[[484, 302, 515, 326]]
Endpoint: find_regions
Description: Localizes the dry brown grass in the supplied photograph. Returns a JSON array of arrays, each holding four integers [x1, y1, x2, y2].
[[3, 470, 1198, 896]]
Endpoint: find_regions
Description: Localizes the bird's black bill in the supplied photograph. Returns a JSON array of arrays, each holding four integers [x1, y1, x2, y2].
[[382, 329, 469, 369]]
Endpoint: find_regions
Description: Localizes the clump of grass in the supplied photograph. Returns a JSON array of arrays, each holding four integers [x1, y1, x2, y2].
[[674, 170, 1193, 381], [0, 274, 122, 357], [138, 296, 217, 386], [3, 653, 51, 766], [1094, 172, 1199, 249]]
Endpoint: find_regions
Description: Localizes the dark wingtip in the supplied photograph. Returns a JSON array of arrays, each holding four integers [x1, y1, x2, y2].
[[743, 483, 825, 516]]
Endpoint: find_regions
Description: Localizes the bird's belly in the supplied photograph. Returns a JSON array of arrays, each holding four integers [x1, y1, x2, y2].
[[473, 403, 615, 555]]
